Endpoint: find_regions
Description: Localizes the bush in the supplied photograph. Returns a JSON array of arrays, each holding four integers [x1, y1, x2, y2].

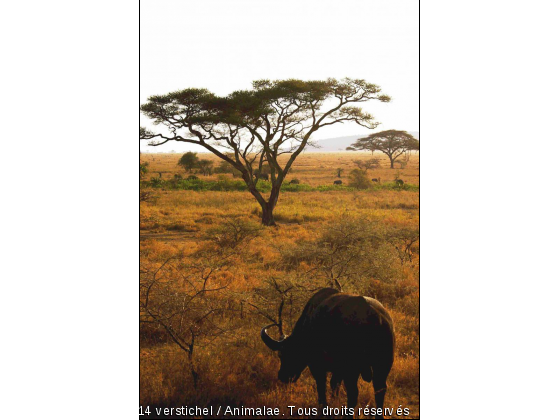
[[149, 177, 164, 188], [205, 218, 263, 249], [278, 216, 397, 291], [280, 183, 312, 192], [140, 162, 149, 179], [348, 169, 373, 190]]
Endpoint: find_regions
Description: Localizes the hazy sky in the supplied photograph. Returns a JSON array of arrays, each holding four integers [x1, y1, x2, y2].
[[140, 0, 419, 152]]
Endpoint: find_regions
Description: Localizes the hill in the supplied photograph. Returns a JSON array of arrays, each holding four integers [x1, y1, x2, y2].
[[312, 131, 419, 152]]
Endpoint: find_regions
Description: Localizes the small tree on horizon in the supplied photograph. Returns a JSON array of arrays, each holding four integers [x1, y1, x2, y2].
[[178, 152, 199, 173], [198, 159, 213, 176], [352, 158, 380, 171], [347, 130, 418, 169]]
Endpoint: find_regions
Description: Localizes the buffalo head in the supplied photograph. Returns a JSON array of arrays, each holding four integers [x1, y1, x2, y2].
[[261, 324, 307, 383]]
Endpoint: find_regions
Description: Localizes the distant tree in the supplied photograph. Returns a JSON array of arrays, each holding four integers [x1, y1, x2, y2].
[[213, 154, 243, 177], [335, 168, 343, 178], [141, 78, 391, 225], [198, 159, 213, 176], [347, 130, 418, 169], [352, 158, 380, 171], [214, 160, 233, 175], [178, 152, 199, 173]]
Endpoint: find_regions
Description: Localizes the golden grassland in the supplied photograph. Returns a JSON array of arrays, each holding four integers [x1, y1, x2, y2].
[[140, 151, 419, 186], [140, 152, 419, 419]]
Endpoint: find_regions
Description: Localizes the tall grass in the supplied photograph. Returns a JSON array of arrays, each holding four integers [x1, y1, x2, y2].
[[140, 153, 419, 419]]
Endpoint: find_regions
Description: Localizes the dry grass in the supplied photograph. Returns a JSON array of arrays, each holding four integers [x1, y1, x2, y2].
[[140, 151, 419, 186], [140, 152, 419, 419]]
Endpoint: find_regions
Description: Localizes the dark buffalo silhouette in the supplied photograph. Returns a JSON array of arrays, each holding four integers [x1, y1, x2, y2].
[[371, 178, 380, 183], [333, 180, 343, 185], [395, 179, 404, 187], [261, 288, 395, 419]]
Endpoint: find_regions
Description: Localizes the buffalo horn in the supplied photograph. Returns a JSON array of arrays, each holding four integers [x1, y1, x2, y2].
[[261, 323, 283, 351]]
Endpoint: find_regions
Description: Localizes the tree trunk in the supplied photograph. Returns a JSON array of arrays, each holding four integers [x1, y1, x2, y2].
[[187, 351, 199, 389], [389, 157, 395, 169], [261, 186, 280, 226], [261, 202, 276, 226]]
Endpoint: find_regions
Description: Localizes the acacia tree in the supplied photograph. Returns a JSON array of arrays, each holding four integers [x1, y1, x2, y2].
[[347, 130, 419, 169], [140, 78, 390, 226], [197, 159, 213, 176], [178, 151, 199, 173], [352, 158, 380, 171], [140, 248, 238, 388]]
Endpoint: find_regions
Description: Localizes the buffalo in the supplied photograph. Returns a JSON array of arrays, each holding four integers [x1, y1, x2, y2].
[[395, 179, 404, 187], [333, 180, 343, 185], [371, 178, 380, 183], [261, 288, 395, 419]]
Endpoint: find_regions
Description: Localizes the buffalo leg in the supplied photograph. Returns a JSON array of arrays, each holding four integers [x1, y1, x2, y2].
[[310, 367, 328, 406], [342, 373, 360, 418], [372, 362, 391, 419], [372, 381, 387, 420]]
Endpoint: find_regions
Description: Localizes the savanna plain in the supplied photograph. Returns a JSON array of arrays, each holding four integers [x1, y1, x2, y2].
[[140, 152, 419, 419]]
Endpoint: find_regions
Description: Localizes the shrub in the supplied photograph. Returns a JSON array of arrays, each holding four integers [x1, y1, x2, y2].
[[348, 169, 373, 190], [149, 177, 164, 188], [280, 183, 312, 192], [140, 162, 149, 179], [205, 218, 263, 249]]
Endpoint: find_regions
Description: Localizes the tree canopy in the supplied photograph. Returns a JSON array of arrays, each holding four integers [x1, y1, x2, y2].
[[347, 130, 418, 169], [178, 152, 199, 173], [141, 78, 390, 225]]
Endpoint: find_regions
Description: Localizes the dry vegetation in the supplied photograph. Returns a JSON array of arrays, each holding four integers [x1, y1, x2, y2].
[[140, 151, 419, 187], [140, 152, 419, 419]]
